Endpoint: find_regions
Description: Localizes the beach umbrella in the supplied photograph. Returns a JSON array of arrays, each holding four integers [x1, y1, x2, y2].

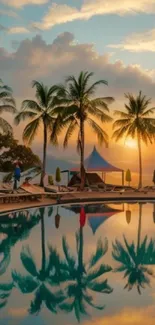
[[63, 204, 123, 234], [153, 170, 155, 185], [126, 169, 132, 186], [126, 204, 131, 224], [55, 207, 61, 229], [153, 204, 155, 223], [79, 207, 86, 227]]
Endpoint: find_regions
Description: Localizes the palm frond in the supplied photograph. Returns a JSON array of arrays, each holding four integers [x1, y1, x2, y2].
[[14, 110, 37, 125], [12, 270, 38, 293], [88, 238, 108, 269], [23, 117, 41, 145], [87, 118, 108, 145], [64, 119, 78, 148], [20, 246, 38, 277], [0, 117, 12, 134]]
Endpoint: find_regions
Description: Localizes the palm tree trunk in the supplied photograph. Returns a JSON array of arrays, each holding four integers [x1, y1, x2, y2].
[[40, 121, 47, 187], [78, 227, 85, 276], [137, 203, 142, 255], [41, 214, 46, 273], [80, 117, 85, 191], [137, 134, 142, 189]]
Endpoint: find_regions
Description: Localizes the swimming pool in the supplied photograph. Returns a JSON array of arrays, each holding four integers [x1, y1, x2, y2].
[[0, 202, 155, 324]]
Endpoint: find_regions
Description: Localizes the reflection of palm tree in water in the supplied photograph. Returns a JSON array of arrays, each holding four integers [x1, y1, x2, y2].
[[59, 213, 113, 322], [13, 207, 64, 315], [0, 210, 40, 309], [112, 203, 155, 294]]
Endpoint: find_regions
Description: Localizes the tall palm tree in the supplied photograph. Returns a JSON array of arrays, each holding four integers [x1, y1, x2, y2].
[[0, 210, 40, 310], [112, 91, 155, 188], [112, 204, 155, 294], [52, 71, 114, 190], [12, 207, 64, 315], [0, 210, 40, 276], [15, 81, 59, 187], [59, 229, 113, 322], [0, 78, 16, 134]]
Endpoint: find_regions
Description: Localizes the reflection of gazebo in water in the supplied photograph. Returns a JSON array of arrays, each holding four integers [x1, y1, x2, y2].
[[62, 146, 124, 186], [63, 204, 123, 234]]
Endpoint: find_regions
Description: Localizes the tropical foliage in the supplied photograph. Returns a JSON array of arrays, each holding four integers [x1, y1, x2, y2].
[[12, 207, 64, 315], [112, 204, 155, 294], [0, 79, 16, 134], [15, 81, 60, 186], [113, 91, 155, 188], [52, 71, 114, 189], [58, 229, 113, 322]]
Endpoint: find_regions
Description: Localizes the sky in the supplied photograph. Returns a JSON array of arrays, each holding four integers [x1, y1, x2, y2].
[[1, 0, 155, 182]]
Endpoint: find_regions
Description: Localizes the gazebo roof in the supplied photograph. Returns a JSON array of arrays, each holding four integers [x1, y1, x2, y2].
[[70, 146, 123, 172]]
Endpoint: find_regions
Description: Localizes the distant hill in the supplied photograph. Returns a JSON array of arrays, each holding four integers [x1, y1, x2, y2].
[[46, 155, 77, 173]]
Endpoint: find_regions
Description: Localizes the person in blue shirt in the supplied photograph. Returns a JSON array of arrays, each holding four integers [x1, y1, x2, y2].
[[13, 163, 21, 191]]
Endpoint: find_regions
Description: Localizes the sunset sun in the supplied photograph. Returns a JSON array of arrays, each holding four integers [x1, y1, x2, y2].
[[125, 138, 137, 149]]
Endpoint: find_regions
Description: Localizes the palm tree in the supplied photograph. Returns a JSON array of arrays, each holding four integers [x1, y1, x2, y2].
[[59, 229, 113, 322], [0, 210, 40, 276], [12, 207, 64, 315], [0, 210, 40, 310], [112, 91, 155, 188], [52, 71, 114, 189], [0, 78, 16, 134], [15, 81, 59, 187], [112, 204, 155, 294]]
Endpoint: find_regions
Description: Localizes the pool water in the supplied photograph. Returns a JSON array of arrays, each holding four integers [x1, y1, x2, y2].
[[0, 202, 155, 325]]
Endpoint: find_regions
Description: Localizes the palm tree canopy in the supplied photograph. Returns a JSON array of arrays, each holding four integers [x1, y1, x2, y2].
[[113, 91, 155, 144], [0, 78, 16, 134], [59, 233, 113, 321], [112, 235, 155, 294], [51, 71, 114, 149], [14, 81, 59, 145]]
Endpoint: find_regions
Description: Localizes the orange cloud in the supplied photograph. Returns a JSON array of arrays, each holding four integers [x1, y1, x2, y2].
[[84, 306, 155, 325]]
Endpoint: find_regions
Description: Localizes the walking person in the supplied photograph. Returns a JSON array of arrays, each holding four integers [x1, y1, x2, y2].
[[13, 162, 21, 192]]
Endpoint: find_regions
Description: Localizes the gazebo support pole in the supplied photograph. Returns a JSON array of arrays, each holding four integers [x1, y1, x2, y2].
[[122, 171, 124, 186]]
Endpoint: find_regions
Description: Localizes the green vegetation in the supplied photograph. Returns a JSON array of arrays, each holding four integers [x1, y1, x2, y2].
[[0, 133, 41, 173], [48, 175, 54, 185], [0, 79, 16, 134], [15, 81, 60, 187], [52, 71, 114, 189], [113, 91, 155, 188], [1, 76, 155, 188]]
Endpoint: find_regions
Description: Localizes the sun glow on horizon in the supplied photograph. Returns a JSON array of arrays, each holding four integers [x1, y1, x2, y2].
[[125, 138, 137, 149]]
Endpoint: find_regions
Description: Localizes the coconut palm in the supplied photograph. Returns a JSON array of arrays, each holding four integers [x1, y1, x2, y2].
[[0, 210, 40, 276], [0, 78, 16, 134], [112, 204, 155, 294], [59, 228, 113, 322], [14, 81, 60, 187], [0, 210, 40, 310], [112, 91, 155, 188], [12, 207, 64, 315], [52, 71, 114, 189]]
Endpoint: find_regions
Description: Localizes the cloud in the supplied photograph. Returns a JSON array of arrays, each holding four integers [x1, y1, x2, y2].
[[0, 9, 18, 17], [1, 31, 155, 168], [0, 0, 48, 8], [108, 29, 155, 52], [0, 32, 154, 99], [8, 26, 30, 34], [33, 0, 155, 30], [84, 306, 155, 325]]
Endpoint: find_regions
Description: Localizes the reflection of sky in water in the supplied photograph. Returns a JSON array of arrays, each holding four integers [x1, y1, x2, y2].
[[0, 202, 155, 324]]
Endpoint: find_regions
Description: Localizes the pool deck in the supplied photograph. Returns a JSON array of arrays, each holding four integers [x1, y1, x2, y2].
[[1, 190, 155, 214]]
